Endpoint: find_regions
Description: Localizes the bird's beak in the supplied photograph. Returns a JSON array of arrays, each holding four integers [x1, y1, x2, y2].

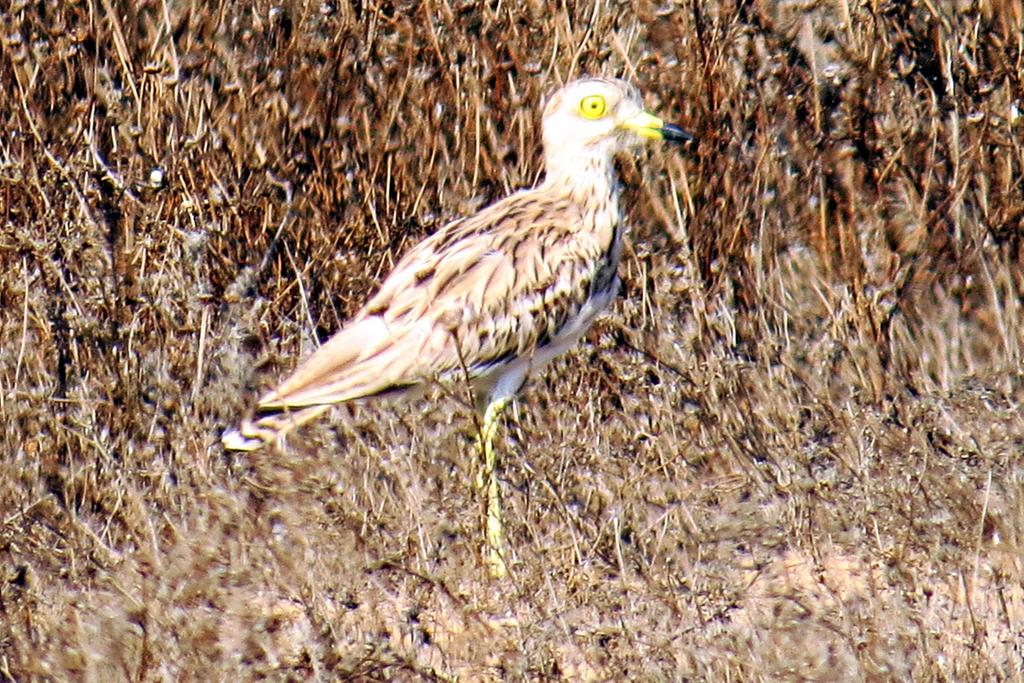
[[622, 111, 694, 144]]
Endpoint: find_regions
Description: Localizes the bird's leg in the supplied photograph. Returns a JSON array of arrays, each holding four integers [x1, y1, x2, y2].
[[475, 396, 510, 578]]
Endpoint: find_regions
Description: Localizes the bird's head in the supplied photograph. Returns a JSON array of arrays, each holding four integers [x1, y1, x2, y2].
[[540, 77, 692, 170]]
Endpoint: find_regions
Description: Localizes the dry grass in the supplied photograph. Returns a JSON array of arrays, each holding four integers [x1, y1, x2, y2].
[[2, 0, 1023, 680]]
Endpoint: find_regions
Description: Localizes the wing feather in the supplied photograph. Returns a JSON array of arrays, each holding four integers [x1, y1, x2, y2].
[[254, 189, 613, 411]]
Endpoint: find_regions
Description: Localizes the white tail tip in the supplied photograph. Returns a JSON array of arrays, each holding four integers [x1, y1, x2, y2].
[[221, 428, 267, 452]]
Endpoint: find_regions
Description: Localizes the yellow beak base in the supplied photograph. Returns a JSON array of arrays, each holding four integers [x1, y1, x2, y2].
[[623, 112, 669, 139], [622, 111, 694, 143]]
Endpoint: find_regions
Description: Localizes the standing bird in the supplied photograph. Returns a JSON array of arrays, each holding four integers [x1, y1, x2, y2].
[[222, 77, 692, 577]]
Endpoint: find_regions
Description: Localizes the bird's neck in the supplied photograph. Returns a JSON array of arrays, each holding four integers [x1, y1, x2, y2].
[[541, 147, 620, 217]]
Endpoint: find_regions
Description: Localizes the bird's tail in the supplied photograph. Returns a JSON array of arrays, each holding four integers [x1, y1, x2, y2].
[[221, 404, 332, 452]]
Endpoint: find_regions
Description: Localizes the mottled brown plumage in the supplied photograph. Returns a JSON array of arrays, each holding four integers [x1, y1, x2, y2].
[[262, 190, 613, 408], [221, 77, 691, 577]]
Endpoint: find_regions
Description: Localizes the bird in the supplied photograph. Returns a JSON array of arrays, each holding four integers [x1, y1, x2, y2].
[[222, 77, 692, 578]]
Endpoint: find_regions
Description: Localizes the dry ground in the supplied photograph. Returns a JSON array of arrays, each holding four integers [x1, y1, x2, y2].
[[2, 0, 1024, 680]]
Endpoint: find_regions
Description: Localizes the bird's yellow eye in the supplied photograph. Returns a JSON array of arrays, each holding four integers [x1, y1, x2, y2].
[[579, 94, 607, 119]]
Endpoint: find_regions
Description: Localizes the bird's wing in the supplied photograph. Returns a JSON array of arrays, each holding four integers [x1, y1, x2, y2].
[[257, 190, 612, 409]]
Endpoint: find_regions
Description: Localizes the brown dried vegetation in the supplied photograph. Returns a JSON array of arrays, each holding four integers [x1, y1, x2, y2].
[[2, 0, 1023, 679]]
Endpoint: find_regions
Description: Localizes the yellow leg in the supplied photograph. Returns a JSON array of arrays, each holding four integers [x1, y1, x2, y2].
[[475, 397, 510, 579]]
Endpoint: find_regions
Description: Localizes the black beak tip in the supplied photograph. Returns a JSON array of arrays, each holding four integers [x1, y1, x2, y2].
[[662, 123, 695, 145]]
